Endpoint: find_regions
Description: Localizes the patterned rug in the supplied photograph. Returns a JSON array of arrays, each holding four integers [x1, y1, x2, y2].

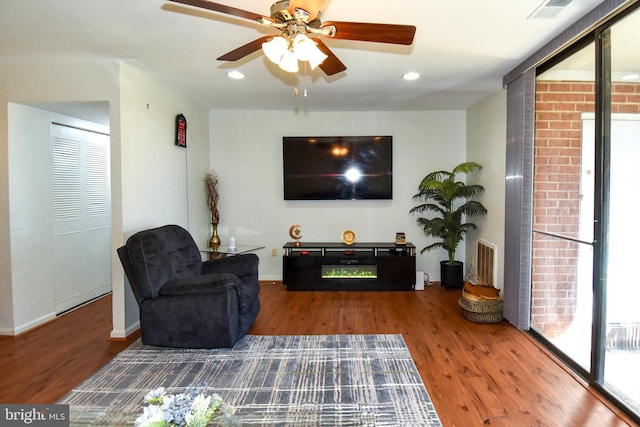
[[60, 334, 442, 426]]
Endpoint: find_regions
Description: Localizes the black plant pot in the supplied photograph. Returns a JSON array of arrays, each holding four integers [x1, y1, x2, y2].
[[440, 260, 464, 289]]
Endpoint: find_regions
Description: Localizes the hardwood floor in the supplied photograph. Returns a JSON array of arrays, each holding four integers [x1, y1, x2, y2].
[[0, 295, 139, 404], [0, 284, 635, 426]]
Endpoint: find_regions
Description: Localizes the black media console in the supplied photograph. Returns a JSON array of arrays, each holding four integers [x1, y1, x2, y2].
[[282, 242, 416, 291]]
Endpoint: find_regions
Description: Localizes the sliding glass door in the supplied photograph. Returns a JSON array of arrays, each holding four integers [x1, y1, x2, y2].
[[531, 5, 640, 419], [532, 41, 596, 372]]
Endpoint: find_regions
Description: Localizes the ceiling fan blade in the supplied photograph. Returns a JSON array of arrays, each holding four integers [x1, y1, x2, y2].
[[217, 35, 274, 61], [168, 0, 265, 22], [314, 39, 346, 76], [288, 0, 325, 21], [321, 21, 416, 45]]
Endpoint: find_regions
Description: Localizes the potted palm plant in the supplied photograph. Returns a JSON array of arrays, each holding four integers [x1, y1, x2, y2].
[[409, 161, 487, 289]]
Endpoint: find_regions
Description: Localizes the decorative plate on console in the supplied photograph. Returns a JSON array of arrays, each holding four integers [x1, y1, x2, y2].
[[341, 229, 356, 245]]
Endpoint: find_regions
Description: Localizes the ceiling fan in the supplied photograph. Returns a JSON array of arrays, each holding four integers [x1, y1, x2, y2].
[[168, 0, 416, 75]]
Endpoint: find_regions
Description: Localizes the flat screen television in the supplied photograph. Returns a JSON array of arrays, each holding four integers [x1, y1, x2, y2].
[[283, 135, 392, 200]]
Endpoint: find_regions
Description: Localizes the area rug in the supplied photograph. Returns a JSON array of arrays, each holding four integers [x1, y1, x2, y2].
[[60, 334, 442, 426]]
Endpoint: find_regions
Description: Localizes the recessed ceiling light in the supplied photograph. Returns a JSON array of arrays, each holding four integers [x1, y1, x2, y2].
[[227, 71, 245, 80], [621, 73, 640, 81], [402, 72, 420, 81]]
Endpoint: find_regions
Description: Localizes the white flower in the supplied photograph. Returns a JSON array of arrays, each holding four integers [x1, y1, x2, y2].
[[135, 404, 165, 427], [184, 394, 212, 427], [137, 386, 235, 427], [192, 393, 212, 414], [143, 387, 166, 405]]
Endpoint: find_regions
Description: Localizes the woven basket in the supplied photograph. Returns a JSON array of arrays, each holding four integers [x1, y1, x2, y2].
[[458, 274, 503, 323]]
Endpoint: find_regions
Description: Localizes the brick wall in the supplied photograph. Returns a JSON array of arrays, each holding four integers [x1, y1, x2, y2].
[[533, 81, 640, 337]]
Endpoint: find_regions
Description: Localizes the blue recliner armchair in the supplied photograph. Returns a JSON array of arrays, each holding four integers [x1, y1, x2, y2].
[[117, 224, 260, 348]]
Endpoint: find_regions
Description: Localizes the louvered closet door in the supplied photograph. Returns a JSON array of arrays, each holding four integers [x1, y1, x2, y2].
[[52, 123, 111, 313]]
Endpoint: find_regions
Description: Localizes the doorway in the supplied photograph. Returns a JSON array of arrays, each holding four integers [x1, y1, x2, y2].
[[7, 102, 111, 332]]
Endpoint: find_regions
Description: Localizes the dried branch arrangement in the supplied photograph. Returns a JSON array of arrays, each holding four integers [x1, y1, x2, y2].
[[205, 170, 220, 225]]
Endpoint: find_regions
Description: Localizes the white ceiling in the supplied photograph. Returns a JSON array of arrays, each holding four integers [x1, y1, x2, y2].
[[0, 0, 611, 114]]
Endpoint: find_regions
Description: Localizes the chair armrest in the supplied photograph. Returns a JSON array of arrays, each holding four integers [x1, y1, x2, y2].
[[159, 273, 241, 297], [202, 253, 259, 277], [117, 245, 146, 304], [201, 254, 259, 314]]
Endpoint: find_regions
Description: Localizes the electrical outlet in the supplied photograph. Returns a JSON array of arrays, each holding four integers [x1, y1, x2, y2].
[[271, 248, 277, 257]]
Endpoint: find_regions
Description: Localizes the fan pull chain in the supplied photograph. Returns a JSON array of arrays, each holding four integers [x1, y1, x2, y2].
[[293, 65, 309, 97], [303, 62, 308, 97]]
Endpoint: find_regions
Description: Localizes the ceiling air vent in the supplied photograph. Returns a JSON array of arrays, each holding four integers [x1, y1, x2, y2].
[[528, 0, 573, 19]]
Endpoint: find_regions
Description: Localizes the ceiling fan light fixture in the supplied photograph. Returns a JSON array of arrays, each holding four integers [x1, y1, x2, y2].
[[307, 49, 328, 70], [293, 34, 327, 69], [279, 50, 300, 73], [169, 0, 417, 78], [292, 34, 312, 59], [263, 32, 327, 73], [262, 36, 288, 64]]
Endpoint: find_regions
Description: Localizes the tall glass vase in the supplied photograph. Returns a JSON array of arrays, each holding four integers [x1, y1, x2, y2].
[[210, 223, 221, 249]]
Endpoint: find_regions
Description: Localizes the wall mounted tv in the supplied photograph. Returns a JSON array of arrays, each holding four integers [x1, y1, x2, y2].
[[283, 135, 392, 200]]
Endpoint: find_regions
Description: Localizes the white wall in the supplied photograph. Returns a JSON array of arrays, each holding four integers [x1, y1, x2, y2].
[[7, 104, 55, 333], [114, 63, 210, 338], [210, 110, 467, 282], [466, 90, 507, 291], [119, 64, 207, 234], [0, 97, 10, 332]]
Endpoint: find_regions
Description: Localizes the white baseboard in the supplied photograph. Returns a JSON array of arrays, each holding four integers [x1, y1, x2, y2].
[[12, 312, 57, 335], [126, 321, 140, 337], [0, 327, 15, 336], [110, 321, 140, 339], [259, 275, 283, 283]]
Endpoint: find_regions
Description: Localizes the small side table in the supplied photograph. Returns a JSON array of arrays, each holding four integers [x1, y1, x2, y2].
[[201, 244, 265, 259]]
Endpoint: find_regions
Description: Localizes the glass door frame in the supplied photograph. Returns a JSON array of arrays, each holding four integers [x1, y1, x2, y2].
[[591, 23, 610, 388]]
